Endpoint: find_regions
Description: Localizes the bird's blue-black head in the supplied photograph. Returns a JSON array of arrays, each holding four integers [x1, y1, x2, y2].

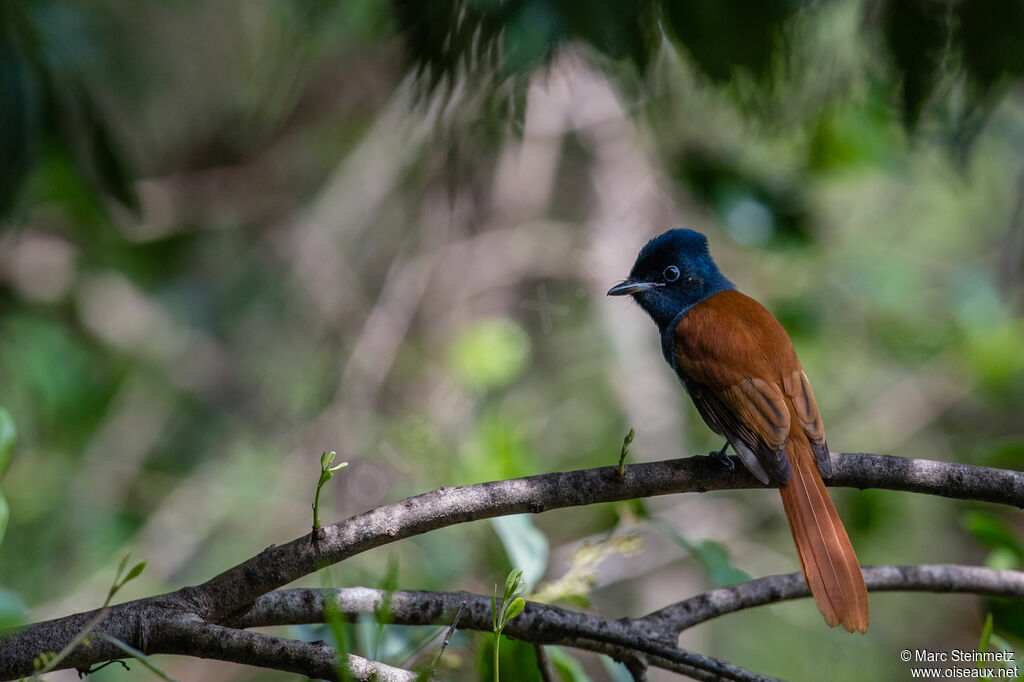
[[607, 228, 734, 334]]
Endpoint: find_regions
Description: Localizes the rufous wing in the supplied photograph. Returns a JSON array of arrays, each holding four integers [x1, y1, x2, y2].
[[783, 369, 832, 477], [672, 290, 800, 484]]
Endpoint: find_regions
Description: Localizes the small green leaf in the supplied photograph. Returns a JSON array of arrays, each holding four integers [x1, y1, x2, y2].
[[492, 516, 548, 591], [978, 612, 993, 671], [547, 647, 593, 682], [122, 561, 146, 585], [0, 587, 27, 630], [504, 568, 523, 599], [691, 540, 752, 587], [116, 552, 131, 581], [502, 597, 525, 626], [0, 408, 16, 472], [962, 511, 1024, 559], [618, 427, 635, 476], [313, 449, 345, 531], [652, 519, 751, 587]]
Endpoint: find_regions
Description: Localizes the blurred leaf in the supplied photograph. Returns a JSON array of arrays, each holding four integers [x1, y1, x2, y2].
[[0, 496, 7, 551], [663, 0, 792, 83], [961, 321, 1024, 395], [653, 519, 751, 587], [0, 31, 41, 218], [975, 438, 1024, 470], [116, 552, 131, 582], [0, 313, 113, 444], [324, 591, 354, 682], [449, 318, 531, 391], [689, 539, 752, 587], [599, 654, 634, 682], [559, 0, 652, 72], [491, 515, 548, 591], [502, 1, 563, 74], [0, 407, 15, 474], [807, 102, 897, 173], [0, 2, 138, 219], [530, 536, 642, 606], [76, 87, 139, 215], [978, 612, 995, 662], [547, 646, 591, 682], [846, 488, 890, 535], [460, 410, 536, 482], [961, 511, 1024, 560], [0, 586, 27, 630], [393, 0, 513, 88], [675, 148, 813, 247], [877, 0, 951, 130], [394, 0, 653, 90], [41, 76, 139, 216], [986, 547, 1019, 571], [769, 297, 822, 342], [957, 0, 1024, 92], [983, 597, 1024, 644]]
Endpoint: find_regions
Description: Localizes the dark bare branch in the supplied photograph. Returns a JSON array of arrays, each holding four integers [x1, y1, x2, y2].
[[155, 618, 417, 681], [196, 453, 1024, 625], [232, 586, 767, 681], [231, 564, 1024, 680], [636, 564, 1024, 636], [2, 454, 1021, 681]]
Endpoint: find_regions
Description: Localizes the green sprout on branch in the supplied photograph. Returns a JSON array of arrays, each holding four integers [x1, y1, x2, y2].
[[32, 553, 147, 679], [313, 450, 348, 532], [618, 427, 635, 477], [491, 568, 526, 682]]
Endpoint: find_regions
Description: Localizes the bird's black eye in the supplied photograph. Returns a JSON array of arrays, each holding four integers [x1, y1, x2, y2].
[[663, 265, 680, 282]]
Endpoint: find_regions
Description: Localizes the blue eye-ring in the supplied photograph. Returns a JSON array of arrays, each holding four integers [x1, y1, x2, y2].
[[663, 265, 680, 282]]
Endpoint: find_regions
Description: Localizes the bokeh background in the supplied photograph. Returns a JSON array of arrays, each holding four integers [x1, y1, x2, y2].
[[2, 1, 1024, 680]]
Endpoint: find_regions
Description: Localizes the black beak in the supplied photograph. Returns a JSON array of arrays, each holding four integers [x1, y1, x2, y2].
[[606, 280, 663, 296]]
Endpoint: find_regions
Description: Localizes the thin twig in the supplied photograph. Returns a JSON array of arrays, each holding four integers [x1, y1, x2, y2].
[[426, 601, 464, 679], [624, 656, 649, 682], [533, 644, 557, 682]]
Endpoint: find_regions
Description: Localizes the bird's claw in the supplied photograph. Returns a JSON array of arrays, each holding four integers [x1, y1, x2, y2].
[[708, 444, 734, 470]]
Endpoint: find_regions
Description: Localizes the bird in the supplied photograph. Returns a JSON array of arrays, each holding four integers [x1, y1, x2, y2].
[[607, 228, 869, 633]]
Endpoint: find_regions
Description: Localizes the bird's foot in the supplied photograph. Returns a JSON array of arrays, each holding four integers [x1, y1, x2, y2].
[[708, 443, 734, 470]]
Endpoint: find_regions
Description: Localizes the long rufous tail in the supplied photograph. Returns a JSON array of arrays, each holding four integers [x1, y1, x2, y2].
[[778, 438, 870, 633]]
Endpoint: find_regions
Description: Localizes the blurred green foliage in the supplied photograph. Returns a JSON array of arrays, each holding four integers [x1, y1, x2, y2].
[[448, 318, 531, 391], [0, 407, 15, 547], [0, 0, 1023, 680], [0, 0, 138, 218]]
